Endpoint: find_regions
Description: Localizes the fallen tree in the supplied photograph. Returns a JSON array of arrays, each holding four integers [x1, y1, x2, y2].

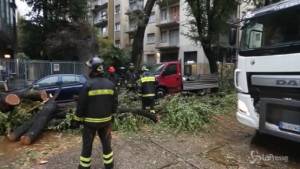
[[0, 93, 21, 112]]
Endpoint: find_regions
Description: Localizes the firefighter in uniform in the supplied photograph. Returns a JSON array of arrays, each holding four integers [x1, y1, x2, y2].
[[74, 56, 117, 169], [126, 63, 138, 91], [138, 65, 157, 114]]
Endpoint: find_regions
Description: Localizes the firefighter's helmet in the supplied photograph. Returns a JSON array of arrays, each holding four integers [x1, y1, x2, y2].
[[129, 63, 135, 70], [108, 66, 116, 74], [141, 65, 149, 72], [86, 56, 104, 73]]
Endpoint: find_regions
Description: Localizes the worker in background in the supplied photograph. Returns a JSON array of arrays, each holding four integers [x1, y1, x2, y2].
[[107, 66, 117, 85], [118, 66, 126, 88], [126, 63, 138, 91], [74, 56, 117, 169], [138, 65, 157, 114]]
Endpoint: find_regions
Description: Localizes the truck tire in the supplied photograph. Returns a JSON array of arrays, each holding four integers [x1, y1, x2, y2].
[[157, 87, 166, 98]]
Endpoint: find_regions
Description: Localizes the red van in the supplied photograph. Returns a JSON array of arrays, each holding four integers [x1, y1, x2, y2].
[[151, 61, 218, 96]]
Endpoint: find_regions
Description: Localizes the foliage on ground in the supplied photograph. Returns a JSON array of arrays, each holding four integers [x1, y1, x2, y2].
[[113, 89, 236, 133], [0, 101, 41, 135]]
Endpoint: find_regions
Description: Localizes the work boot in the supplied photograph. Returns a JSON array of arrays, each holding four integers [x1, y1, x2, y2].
[[105, 163, 114, 169], [78, 165, 90, 169]]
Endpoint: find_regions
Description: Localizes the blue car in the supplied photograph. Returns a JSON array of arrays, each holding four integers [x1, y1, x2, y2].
[[33, 74, 87, 102]]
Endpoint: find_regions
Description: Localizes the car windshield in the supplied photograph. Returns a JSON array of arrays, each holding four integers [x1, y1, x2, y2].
[[240, 6, 300, 56], [150, 64, 164, 75]]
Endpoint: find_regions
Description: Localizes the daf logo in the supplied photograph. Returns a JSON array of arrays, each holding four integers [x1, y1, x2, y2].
[[276, 79, 300, 86]]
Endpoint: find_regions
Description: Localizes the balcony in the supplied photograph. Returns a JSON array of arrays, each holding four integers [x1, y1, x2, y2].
[[157, 0, 179, 7], [93, 0, 108, 13], [157, 15, 179, 28], [156, 41, 179, 50], [126, 2, 144, 15], [94, 17, 108, 27]]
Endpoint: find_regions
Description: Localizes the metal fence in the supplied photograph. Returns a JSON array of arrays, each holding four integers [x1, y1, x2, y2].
[[0, 59, 85, 89]]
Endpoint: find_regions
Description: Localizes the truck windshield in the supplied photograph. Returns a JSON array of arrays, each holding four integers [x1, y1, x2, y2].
[[150, 64, 164, 75], [240, 7, 300, 56]]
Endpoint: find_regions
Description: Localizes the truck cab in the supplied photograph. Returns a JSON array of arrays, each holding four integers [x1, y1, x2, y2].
[[151, 61, 183, 96], [234, 0, 300, 142], [150, 60, 218, 96]]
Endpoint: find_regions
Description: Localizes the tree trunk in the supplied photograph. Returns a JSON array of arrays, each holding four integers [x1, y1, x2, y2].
[[202, 43, 218, 73], [131, 0, 157, 68], [19, 89, 61, 145], [7, 115, 37, 142], [20, 99, 57, 145], [12, 88, 49, 101], [118, 108, 158, 123]]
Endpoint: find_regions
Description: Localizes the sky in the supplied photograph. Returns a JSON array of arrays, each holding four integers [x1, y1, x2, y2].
[[16, 0, 31, 17]]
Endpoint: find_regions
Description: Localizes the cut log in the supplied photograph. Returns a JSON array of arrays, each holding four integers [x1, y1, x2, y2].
[[13, 88, 48, 101], [117, 108, 158, 123], [20, 99, 57, 145], [7, 116, 36, 141], [20, 89, 60, 145], [0, 93, 21, 112]]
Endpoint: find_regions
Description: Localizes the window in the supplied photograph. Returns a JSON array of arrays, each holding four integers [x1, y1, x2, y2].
[[62, 75, 80, 85], [149, 12, 156, 23], [147, 33, 155, 44], [163, 64, 177, 76], [170, 6, 179, 21], [37, 76, 59, 87], [115, 5, 120, 15], [169, 29, 179, 46], [115, 40, 120, 48], [115, 22, 120, 31], [160, 8, 167, 21], [161, 30, 168, 43], [240, 7, 300, 56]]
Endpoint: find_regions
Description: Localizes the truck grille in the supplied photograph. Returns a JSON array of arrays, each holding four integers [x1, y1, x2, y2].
[[248, 73, 300, 105]]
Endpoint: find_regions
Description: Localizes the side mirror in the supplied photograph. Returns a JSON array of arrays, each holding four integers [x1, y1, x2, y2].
[[229, 27, 237, 46]]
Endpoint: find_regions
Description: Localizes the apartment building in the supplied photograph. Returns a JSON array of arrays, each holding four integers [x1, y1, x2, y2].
[[91, 0, 114, 40], [0, 0, 16, 59], [91, 0, 210, 74]]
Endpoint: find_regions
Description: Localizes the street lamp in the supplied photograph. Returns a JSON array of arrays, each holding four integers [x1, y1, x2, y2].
[[4, 54, 11, 59]]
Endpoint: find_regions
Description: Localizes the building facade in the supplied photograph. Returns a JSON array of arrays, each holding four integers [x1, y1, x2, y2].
[[0, 0, 16, 59], [91, 0, 210, 74], [91, 0, 115, 40]]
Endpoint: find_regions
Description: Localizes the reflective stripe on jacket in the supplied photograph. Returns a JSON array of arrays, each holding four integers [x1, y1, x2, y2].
[[76, 77, 118, 123]]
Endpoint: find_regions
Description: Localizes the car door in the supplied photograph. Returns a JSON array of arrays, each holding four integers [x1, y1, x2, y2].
[[35, 75, 60, 96], [60, 75, 85, 102], [161, 63, 182, 93]]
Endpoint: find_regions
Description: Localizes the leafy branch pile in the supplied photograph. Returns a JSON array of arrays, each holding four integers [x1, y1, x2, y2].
[[160, 93, 236, 133]]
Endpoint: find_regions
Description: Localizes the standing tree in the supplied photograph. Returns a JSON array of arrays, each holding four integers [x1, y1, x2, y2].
[[186, 0, 282, 73], [131, 0, 157, 68], [185, 0, 238, 73], [19, 0, 95, 60]]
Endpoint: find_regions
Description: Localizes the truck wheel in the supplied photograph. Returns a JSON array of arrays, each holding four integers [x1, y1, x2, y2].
[[157, 88, 166, 98]]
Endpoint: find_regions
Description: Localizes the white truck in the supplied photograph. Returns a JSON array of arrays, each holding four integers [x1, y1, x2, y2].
[[231, 0, 300, 142]]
